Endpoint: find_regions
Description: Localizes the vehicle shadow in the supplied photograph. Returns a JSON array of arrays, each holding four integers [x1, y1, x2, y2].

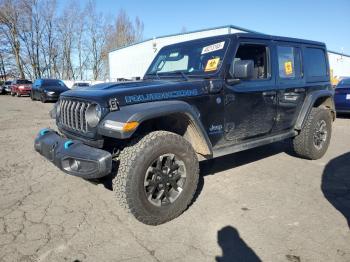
[[321, 152, 350, 228], [216, 226, 261, 262], [188, 141, 291, 206]]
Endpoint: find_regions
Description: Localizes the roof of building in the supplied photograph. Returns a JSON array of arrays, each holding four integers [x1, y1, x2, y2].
[[109, 24, 350, 57]]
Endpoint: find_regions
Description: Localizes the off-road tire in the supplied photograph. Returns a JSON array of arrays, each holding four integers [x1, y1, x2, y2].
[[292, 107, 332, 160], [113, 131, 199, 225]]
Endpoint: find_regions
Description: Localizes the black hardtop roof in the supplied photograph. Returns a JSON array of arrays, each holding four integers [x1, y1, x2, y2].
[[234, 33, 326, 46], [162, 33, 326, 48]]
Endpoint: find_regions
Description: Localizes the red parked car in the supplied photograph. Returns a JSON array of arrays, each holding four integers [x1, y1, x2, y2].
[[11, 79, 32, 97]]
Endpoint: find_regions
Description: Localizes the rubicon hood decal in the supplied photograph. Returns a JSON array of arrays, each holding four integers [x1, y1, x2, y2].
[[61, 80, 206, 107], [124, 89, 198, 104]]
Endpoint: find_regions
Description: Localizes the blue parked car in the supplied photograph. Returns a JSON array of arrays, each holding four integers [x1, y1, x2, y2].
[[335, 78, 350, 114]]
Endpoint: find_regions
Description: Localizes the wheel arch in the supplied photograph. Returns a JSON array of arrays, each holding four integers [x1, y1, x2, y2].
[[295, 90, 335, 130], [98, 100, 213, 157]]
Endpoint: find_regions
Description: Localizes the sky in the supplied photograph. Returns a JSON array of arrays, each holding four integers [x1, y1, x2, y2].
[[74, 0, 350, 54]]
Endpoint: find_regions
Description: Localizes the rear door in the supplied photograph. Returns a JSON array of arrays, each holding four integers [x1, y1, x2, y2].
[[223, 39, 277, 144], [273, 43, 306, 132]]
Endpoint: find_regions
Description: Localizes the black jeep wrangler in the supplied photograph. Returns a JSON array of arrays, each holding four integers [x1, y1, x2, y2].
[[34, 33, 335, 225]]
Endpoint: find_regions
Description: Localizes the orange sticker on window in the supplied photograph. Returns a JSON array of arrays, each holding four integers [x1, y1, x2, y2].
[[284, 61, 293, 75], [205, 58, 220, 72]]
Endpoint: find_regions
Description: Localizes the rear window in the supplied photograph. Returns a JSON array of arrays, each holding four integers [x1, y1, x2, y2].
[[17, 80, 32, 84], [304, 48, 327, 77]]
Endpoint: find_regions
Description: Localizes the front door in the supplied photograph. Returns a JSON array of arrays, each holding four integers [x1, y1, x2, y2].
[[224, 40, 277, 144]]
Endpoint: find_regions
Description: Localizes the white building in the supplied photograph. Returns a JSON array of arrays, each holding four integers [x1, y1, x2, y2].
[[108, 25, 350, 81]]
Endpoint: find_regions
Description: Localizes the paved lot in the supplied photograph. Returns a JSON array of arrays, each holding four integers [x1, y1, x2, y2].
[[0, 95, 349, 262]]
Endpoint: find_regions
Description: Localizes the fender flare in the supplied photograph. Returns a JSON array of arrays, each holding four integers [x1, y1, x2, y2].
[[294, 89, 335, 130], [98, 100, 213, 156]]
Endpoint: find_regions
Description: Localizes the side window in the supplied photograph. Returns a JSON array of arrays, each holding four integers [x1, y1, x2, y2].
[[234, 43, 269, 80], [304, 48, 327, 77], [277, 46, 301, 79]]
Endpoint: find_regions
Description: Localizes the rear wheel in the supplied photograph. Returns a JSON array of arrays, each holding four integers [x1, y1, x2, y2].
[[11, 92, 15, 96], [113, 131, 199, 225], [292, 107, 332, 160]]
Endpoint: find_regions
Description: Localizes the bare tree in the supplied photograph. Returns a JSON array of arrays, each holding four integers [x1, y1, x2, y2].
[[107, 9, 144, 50], [40, 0, 57, 78], [0, 0, 25, 78], [56, 0, 77, 80], [0, 0, 144, 80]]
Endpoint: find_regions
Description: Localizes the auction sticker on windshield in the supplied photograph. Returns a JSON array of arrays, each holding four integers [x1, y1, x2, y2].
[[346, 94, 350, 100], [205, 58, 220, 72], [202, 41, 225, 54]]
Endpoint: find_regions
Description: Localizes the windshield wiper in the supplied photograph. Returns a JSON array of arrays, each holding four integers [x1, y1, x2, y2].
[[145, 72, 160, 80], [172, 71, 189, 81]]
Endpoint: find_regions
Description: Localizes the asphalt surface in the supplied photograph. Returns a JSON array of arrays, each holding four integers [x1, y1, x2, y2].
[[0, 95, 349, 262]]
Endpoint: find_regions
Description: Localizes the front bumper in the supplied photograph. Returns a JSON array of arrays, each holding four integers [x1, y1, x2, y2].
[[18, 89, 31, 95], [34, 129, 112, 179], [43, 92, 59, 101]]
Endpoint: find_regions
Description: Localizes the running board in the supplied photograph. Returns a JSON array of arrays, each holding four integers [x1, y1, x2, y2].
[[213, 130, 297, 158]]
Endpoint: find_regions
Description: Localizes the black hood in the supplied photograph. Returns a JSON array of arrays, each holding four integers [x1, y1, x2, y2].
[[60, 80, 207, 107]]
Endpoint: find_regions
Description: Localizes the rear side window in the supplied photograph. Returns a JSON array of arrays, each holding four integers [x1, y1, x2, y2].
[[277, 46, 301, 79], [304, 48, 327, 78]]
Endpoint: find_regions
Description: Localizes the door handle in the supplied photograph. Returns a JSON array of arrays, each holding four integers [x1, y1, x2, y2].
[[262, 91, 276, 96]]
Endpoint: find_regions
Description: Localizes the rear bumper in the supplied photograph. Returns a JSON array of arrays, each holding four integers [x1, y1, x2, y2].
[[34, 129, 112, 179]]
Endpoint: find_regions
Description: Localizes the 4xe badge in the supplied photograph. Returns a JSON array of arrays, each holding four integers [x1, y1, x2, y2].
[[109, 98, 119, 111]]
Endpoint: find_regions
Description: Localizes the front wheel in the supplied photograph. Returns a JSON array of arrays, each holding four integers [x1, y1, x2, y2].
[[16, 92, 21, 97], [292, 107, 332, 160], [113, 131, 199, 225], [11, 92, 15, 96]]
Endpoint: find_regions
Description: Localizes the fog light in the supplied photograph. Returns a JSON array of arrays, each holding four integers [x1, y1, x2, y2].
[[69, 159, 81, 171]]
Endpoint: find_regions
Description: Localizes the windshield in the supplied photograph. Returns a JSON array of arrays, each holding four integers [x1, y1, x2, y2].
[[17, 80, 32, 84], [145, 38, 229, 77]]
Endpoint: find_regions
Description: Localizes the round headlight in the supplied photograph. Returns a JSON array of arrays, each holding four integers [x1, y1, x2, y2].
[[85, 104, 102, 127]]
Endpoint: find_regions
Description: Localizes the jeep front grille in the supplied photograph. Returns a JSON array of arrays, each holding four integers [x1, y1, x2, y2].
[[59, 99, 90, 133]]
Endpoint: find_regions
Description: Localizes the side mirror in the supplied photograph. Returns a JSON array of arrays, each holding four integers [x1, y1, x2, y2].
[[229, 60, 254, 80]]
